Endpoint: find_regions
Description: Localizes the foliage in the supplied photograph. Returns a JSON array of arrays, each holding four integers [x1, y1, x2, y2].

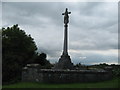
[[74, 63, 88, 70], [2, 24, 53, 84], [112, 65, 120, 78], [34, 53, 47, 65], [34, 53, 53, 69], [2, 24, 37, 84]]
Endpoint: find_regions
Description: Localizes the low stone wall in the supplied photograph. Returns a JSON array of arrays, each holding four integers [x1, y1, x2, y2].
[[22, 66, 112, 83]]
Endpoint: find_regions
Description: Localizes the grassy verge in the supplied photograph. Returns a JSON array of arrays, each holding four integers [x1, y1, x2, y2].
[[3, 78, 119, 88]]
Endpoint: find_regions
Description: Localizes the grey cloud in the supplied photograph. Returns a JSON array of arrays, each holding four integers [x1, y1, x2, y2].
[[2, 2, 66, 27], [77, 2, 103, 16], [48, 51, 118, 65], [2, 2, 118, 64]]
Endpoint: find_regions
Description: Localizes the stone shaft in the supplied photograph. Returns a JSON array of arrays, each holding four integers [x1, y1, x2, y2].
[[63, 24, 68, 55]]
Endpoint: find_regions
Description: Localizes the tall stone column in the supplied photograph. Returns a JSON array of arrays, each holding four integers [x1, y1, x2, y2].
[[53, 8, 74, 70], [63, 24, 68, 55]]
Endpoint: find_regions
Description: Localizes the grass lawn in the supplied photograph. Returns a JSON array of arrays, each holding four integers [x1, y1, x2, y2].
[[3, 78, 119, 88]]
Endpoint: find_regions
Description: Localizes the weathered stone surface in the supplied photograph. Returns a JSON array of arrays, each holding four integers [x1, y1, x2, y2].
[[53, 54, 74, 70], [22, 67, 112, 83]]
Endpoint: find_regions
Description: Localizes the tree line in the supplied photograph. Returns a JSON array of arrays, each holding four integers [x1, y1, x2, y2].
[[2, 24, 52, 84]]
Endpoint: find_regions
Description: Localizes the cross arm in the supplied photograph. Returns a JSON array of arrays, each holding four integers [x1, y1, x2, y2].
[[68, 12, 71, 14], [62, 13, 65, 15]]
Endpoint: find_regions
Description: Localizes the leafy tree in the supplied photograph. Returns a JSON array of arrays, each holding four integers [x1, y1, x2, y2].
[[34, 53, 52, 68], [2, 24, 37, 83]]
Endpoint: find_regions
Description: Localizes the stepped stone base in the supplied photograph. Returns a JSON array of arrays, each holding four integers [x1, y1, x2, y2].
[[53, 54, 74, 70]]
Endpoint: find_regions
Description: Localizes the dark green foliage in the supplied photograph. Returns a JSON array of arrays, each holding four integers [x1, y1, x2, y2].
[[35, 53, 47, 65], [34, 53, 53, 69], [86, 64, 120, 78], [2, 24, 53, 84], [74, 63, 87, 70], [112, 65, 120, 77], [2, 24, 37, 84]]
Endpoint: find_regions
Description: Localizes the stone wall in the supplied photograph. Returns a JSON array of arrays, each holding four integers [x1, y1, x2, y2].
[[22, 66, 112, 83]]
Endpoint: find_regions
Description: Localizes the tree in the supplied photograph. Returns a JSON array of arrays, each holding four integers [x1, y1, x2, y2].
[[2, 24, 37, 83], [34, 53, 52, 68]]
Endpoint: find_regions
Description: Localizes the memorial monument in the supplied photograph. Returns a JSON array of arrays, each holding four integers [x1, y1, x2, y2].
[[54, 8, 74, 69], [22, 8, 112, 83]]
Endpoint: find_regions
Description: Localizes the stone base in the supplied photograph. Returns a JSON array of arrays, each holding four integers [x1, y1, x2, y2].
[[53, 54, 74, 70]]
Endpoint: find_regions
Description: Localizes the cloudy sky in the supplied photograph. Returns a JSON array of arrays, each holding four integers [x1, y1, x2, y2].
[[1, 1, 118, 65]]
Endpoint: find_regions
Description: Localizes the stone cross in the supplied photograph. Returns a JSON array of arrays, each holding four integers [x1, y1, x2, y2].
[[53, 8, 73, 69], [62, 8, 71, 55], [62, 8, 71, 25]]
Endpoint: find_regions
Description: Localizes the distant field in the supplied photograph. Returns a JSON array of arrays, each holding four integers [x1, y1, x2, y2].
[[3, 78, 119, 88]]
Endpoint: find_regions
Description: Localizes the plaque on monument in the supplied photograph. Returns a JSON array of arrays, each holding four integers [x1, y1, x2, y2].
[[54, 8, 74, 70]]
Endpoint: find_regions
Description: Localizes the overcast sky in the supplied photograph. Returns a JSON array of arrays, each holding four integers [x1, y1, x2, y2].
[[2, 1, 118, 65]]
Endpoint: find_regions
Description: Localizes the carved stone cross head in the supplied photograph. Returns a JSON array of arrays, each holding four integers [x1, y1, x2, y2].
[[62, 8, 71, 24]]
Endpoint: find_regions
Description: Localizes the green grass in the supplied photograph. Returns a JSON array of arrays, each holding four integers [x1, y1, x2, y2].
[[3, 78, 119, 88]]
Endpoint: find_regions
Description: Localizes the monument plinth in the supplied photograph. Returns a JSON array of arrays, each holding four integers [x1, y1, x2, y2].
[[54, 8, 74, 69]]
